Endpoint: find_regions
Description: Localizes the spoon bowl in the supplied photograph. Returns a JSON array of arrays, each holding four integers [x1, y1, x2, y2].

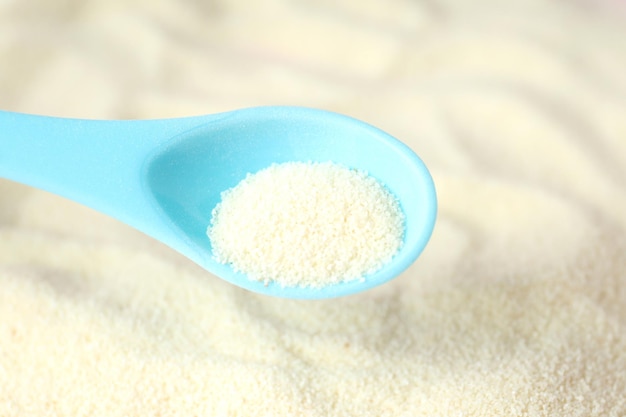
[[0, 106, 436, 299]]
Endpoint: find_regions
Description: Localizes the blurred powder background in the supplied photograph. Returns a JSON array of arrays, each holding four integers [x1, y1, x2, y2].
[[1, 0, 626, 416]]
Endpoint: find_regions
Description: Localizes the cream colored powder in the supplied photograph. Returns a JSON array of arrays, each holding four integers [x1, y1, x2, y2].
[[1, 0, 626, 416], [207, 162, 404, 287]]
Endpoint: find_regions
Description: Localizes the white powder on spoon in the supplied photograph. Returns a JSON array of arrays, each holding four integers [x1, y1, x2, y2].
[[207, 161, 404, 287]]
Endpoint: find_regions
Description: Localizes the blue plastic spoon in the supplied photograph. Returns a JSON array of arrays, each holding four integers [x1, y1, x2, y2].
[[0, 106, 436, 299]]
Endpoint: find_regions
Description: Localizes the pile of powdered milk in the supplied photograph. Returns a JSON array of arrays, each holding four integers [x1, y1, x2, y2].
[[1, 0, 625, 415]]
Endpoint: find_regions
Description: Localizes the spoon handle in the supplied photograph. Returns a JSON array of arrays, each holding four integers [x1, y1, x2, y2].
[[0, 110, 207, 233]]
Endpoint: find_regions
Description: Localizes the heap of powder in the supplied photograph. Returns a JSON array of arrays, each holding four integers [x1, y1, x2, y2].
[[206, 161, 405, 287]]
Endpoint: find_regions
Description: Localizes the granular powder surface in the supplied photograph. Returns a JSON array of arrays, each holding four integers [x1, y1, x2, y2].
[[2, 0, 626, 415], [207, 161, 404, 287]]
